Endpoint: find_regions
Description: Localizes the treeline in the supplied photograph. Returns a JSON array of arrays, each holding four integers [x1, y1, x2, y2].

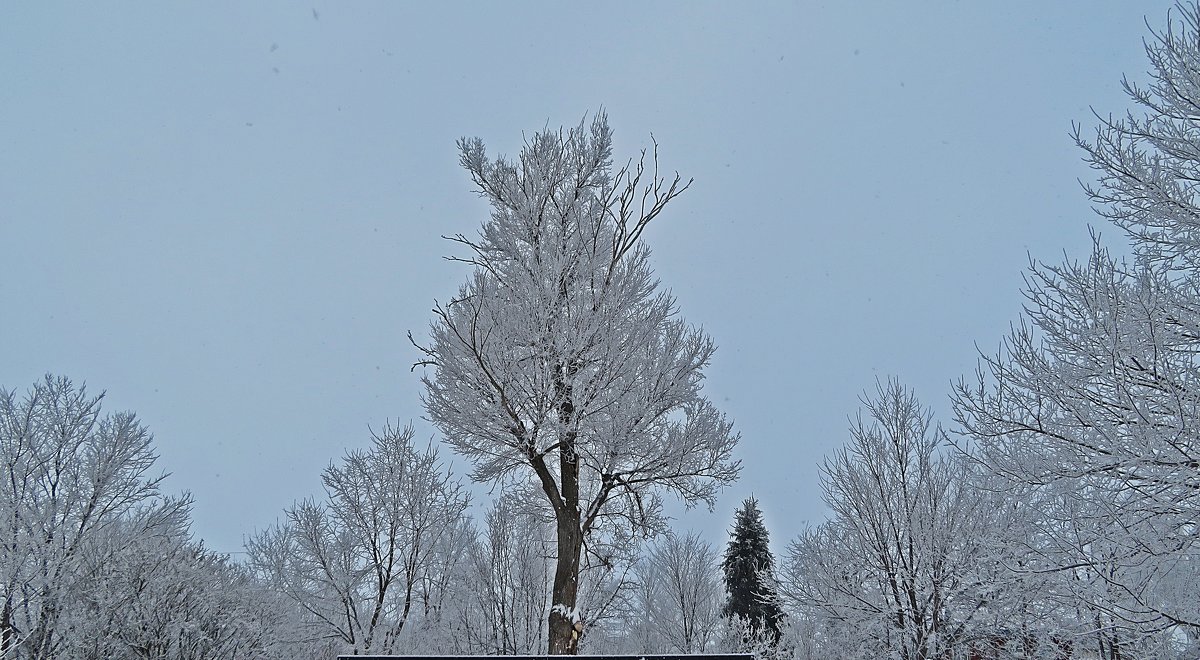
[[0, 375, 771, 659]]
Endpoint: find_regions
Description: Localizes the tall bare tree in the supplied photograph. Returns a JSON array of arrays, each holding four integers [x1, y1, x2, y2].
[[953, 3, 1200, 653], [414, 113, 740, 654]]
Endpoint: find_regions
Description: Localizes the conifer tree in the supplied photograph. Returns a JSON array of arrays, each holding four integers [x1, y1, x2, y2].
[[722, 497, 783, 644]]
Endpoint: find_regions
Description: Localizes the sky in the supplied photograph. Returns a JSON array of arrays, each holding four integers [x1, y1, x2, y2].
[[0, 2, 1179, 556]]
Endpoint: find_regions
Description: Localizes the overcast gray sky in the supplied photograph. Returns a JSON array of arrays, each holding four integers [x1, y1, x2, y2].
[[0, 2, 1176, 555]]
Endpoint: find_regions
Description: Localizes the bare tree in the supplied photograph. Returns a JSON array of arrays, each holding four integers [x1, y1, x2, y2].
[[456, 499, 553, 655], [405, 516, 476, 654], [952, 3, 1200, 653], [0, 375, 183, 660], [247, 423, 469, 655], [67, 510, 286, 660], [414, 113, 740, 654], [783, 380, 1022, 660], [620, 531, 723, 654]]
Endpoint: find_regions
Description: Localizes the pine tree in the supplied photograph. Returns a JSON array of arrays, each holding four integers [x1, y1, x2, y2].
[[722, 497, 783, 644]]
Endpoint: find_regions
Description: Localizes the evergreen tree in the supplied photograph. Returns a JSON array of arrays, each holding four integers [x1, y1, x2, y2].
[[722, 497, 783, 644]]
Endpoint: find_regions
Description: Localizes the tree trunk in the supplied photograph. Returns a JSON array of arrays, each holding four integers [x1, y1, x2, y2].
[[0, 598, 13, 657], [548, 362, 583, 655], [548, 514, 582, 654]]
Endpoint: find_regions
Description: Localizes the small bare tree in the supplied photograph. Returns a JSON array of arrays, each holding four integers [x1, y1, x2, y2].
[[622, 531, 723, 654], [414, 113, 740, 654], [458, 499, 553, 655], [247, 423, 469, 655], [783, 380, 1016, 660]]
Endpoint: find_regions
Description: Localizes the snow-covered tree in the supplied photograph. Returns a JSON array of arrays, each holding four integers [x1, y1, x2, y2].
[[0, 375, 184, 659], [953, 2, 1200, 652], [454, 499, 553, 655], [67, 511, 286, 660], [619, 530, 723, 654], [782, 380, 1045, 660], [414, 113, 740, 654], [722, 497, 783, 646], [246, 423, 470, 656], [404, 515, 476, 654]]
